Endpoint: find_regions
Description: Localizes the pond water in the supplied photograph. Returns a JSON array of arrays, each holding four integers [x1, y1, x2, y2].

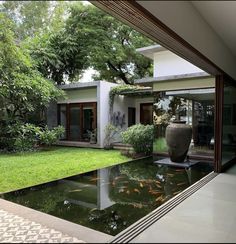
[[1, 157, 213, 236]]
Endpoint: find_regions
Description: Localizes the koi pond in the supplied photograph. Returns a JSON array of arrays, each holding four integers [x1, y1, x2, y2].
[[1, 157, 213, 236]]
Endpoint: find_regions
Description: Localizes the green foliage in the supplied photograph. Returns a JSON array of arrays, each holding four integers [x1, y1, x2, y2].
[[0, 13, 31, 81], [1, 1, 77, 85], [24, 3, 154, 85], [109, 85, 149, 112], [103, 124, 120, 149], [0, 122, 65, 152], [66, 3, 154, 84], [39, 126, 65, 147], [0, 122, 41, 152], [12, 124, 41, 152], [1, 2, 154, 85], [0, 12, 64, 121], [26, 29, 89, 85], [121, 124, 154, 155], [1, 1, 68, 40], [0, 71, 64, 121]]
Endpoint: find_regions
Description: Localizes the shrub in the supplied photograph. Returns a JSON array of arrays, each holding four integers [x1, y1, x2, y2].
[[0, 122, 65, 152], [0, 122, 41, 152], [121, 124, 154, 155], [39, 125, 65, 147]]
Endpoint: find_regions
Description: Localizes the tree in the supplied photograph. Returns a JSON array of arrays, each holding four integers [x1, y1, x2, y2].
[[25, 29, 89, 85], [25, 3, 154, 85], [0, 1, 69, 40], [66, 3, 154, 84], [0, 13, 63, 122]]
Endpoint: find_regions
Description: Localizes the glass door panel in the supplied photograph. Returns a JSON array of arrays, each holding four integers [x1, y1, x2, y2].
[[59, 105, 67, 140], [69, 106, 81, 141], [128, 107, 136, 127], [140, 103, 153, 125], [222, 82, 236, 165], [82, 106, 94, 141], [153, 88, 215, 160]]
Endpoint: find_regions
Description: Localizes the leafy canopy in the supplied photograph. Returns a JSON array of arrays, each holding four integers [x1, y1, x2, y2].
[[24, 2, 155, 85], [65, 3, 155, 84], [1, 1, 68, 40], [0, 12, 64, 122]]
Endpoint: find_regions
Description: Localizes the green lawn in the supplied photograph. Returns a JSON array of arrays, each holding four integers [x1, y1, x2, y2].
[[0, 146, 129, 193]]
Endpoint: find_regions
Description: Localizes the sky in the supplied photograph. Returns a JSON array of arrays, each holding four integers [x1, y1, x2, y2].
[[80, 68, 98, 83]]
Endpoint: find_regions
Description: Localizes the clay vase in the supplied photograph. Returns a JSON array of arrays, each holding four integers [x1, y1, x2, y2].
[[165, 121, 192, 163]]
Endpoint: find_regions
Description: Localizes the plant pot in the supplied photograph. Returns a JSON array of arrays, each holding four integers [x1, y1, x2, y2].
[[165, 121, 192, 163], [104, 145, 113, 150], [90, 135, 97, 144]]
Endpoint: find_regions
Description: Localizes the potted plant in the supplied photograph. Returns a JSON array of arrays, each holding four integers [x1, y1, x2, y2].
[[88, 128, 97, 144], [165, 105, 192, 163]]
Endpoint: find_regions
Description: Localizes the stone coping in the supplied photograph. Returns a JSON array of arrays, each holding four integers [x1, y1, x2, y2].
[[0, 199, 111, 243]]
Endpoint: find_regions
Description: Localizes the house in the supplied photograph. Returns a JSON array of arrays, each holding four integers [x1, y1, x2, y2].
[[47, 44, 214, 156], [46, 80, 153, 148]]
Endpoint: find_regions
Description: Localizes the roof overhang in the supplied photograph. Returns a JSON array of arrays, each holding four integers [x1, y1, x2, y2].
[[136, 44, 166, 59], [119, 87, 153, 97], [134, 72, 211, 86], [58, 81, 100, 90]]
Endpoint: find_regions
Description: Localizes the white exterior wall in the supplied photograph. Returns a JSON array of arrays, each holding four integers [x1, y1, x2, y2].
[[153, 50, 203, 77], [112, 95, 153, 142], [113, 96, 136, 129], [97, 81, 118, 147], [112, 95, 135, 142], [57, 88, 97, 103], [56, 81, 154, 146]]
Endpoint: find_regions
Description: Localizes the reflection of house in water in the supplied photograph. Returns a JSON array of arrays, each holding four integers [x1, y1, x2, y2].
[[61, 168, 114, 210]]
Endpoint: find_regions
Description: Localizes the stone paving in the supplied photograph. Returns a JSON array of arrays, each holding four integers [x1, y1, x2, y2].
[[0, 209, 85, 243]]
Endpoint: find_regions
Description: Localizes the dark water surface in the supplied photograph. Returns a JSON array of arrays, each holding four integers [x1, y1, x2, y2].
[[1, 157, 213, 236]]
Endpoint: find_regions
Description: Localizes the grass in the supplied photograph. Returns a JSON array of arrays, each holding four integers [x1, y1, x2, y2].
[[0, 146, 129, 193]]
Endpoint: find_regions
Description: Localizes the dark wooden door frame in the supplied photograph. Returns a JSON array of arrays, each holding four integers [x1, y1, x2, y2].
[[68, 103, 82, 141], [128, 107, 136, 127], [58, 102, 97, 142], [214, 75, 224, 173], [140, 103, 153, 125], [214, 75, 236, 172]]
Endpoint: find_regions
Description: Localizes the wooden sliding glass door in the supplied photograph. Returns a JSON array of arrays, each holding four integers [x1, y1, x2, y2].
[[58, 102, 97, 141], [69, 105, 81, 141], [140, 103, 153, 125]]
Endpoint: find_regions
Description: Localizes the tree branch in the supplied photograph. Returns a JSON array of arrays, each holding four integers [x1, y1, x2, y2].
[[107, 60, 130, 84]]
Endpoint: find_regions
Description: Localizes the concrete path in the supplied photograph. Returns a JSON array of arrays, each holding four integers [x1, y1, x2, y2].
[[131, 166, 236, 243]]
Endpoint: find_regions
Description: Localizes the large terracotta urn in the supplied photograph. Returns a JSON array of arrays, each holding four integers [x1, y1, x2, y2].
[[165, 121, 192, 163]]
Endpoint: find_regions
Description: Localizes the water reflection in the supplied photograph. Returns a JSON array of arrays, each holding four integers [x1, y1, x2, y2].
[[1, 157, 212, 235]]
